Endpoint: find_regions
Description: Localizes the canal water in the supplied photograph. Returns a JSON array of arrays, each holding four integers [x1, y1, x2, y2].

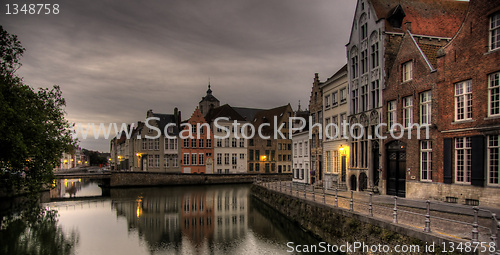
[[1, 178, 333, 255]]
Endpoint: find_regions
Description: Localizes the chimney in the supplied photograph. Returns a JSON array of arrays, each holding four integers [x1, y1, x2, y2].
[[404, 21, 412, 32]]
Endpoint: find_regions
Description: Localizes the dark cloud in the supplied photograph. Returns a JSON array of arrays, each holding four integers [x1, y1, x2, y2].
[[2, 0, 355, 152]]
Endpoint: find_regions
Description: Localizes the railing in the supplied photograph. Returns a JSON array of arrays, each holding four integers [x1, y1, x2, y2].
[[254, 177, 500, 254]]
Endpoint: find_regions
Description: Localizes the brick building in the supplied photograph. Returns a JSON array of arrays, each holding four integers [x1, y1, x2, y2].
[[247, 105, 293, 174], [431, 0, 500, 206], [347, 0, 468, 192], [181, 107, 214, 174], [309, 73, 323, 185], [382, 27, 448, 197]]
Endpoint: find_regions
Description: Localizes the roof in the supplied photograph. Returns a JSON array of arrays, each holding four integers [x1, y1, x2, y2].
[[292, 110, 310, 135], [251, 105, 292, 136], [233, 107, 264, 121], [413, 36, 443, 70], [149, 111, 180, 136], [369, 0, 468, 38], [205, 104, 246, 123], [199, 84, 219, 103], [320, 64, 348, 87]]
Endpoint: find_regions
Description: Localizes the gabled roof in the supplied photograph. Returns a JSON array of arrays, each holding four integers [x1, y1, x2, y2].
[[251, 105, 291, 135], [320, 64, 348, 88], [205, 104, 246, 123], [409, 32, 442, 70], [233, 107, 264, 121], [369, 0, 468, 37]]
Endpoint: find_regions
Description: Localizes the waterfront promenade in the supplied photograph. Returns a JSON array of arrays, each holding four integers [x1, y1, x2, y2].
[[255, 179, 500, 253]]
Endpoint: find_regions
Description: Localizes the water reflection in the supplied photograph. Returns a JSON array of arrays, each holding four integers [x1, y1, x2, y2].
[[0, 199, 78, 255], [50, 178, 102, 198], [39, 180, 332, 254]]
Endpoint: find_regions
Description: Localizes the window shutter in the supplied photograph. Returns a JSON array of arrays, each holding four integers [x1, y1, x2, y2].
[[443, 138, 453, 184], [471, 135, 485, 187]]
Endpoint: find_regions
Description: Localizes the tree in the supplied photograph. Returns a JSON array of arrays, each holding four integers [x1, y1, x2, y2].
[[0, 26, 75, 194]]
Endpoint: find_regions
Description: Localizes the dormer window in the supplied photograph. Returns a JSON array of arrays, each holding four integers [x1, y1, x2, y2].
[[402, 61, 413, 82], [490, 12, 500, 51]]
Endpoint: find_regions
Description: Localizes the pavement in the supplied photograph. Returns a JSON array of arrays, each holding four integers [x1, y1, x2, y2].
[[260, 180, 500, 245]]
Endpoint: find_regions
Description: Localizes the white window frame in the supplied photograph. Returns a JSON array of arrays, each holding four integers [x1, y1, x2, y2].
[[388, 100, 397, 129], [325, 95, 330, 108], [183, 153, 190, 165], [191, 153, 197, 165], [420, 140, 432, 181], [455, 137, 472, 184], [199, 153, 204, 165], [420, 91, 432, 125], [402, 61, 413, 82], [455, 80, 473, 121], [489, 72, 500, 117], [403, 96, 413, 128], [172, 155, 178, 167], [490, 12, 500, 51], [488, 135, 499, 186], [154, 155, 160, 167], [164, 156, 169, 168]]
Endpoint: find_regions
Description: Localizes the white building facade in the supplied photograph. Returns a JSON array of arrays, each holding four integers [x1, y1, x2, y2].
[[292, 130, 310, 184], [321, 65, 350, 190]]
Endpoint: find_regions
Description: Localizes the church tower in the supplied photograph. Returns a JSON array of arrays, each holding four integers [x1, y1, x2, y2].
[[199, 83, 220, 116]]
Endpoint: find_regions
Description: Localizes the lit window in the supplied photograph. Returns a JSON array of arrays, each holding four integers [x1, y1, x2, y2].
[[455, 80, 473, 121]]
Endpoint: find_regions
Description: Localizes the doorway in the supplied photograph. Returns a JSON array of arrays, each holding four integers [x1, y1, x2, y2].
[[386, 141, 406, 197]]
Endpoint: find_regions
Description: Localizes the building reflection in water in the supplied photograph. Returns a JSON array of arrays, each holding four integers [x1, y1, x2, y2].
[[110, 185, 249, 253], [50, 178, 103, 198]]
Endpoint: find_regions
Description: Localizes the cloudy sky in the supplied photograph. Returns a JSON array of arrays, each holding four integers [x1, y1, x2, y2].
[[3, 0, 355, 152]]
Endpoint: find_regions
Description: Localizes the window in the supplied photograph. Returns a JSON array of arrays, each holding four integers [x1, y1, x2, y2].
[[206, 139, 212, 148], [351, 88, 358, 114], [232, 138, 237, 147], [239, 139, 244, 147], [224, 153, 229, 165], [332, 91, 338, 106], [339, 114, 346, 138], [199, 139, 204, 148], [191, 139, 197, 148], [232, 153, 237, 165], [255, 163, 260, 171], [224, 138, 229, 147], [455, 137, 472, 184], [249, 163, 253, 171], [488, 135, 499, 185], [142, 139, 147, 150], [191, 153, 197, 165], [149, 139, 154, 150], [255, 150, 260, 161], [172, 155, 178, 167], [191, 125, 196, 134], [299, 142, 303, 156], [420, 141, 432, 181], [267, 140, 271, 147], [490, 12, 500, 51], [325, 95, 330, 108], [293, 143, 297, 157], [402, 61, 413, 82], [340, 88, 347, 103], [420, 91, 432, 125], [154, 155, 160, 167], [333, 150, 339, 173], [361, 84, 368, 112], [217, 153, 222, 165], [371, 42, 379, 68], [326, 151, 332, 173], [351, 55, 358, 79], [183, 153, 190, 165], [216, 139, 222, 147], [403, 96, 413, 128], [371, 81, 380, 108], [361, 22, 367, 40], [164, 156, 169, 168], [184, 139, 189, 148], [169, 138, 177, 150], [240, 153, 244, 159], [199, 153, 204, 165], [388, 101, 397, 129], [249, 150, 254, 160], [361, 50, 368, 74], [489, 72, 500, 116], [455, 80, 473, 121], [149, 155, 154, 167]]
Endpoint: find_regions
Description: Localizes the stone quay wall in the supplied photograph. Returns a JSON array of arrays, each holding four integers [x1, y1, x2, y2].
[[110, 172, 291, 187], [251, 184, 468, 254]]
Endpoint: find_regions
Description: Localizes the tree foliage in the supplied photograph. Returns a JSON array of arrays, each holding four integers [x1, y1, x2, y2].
[[0, 26, 75, 193]]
